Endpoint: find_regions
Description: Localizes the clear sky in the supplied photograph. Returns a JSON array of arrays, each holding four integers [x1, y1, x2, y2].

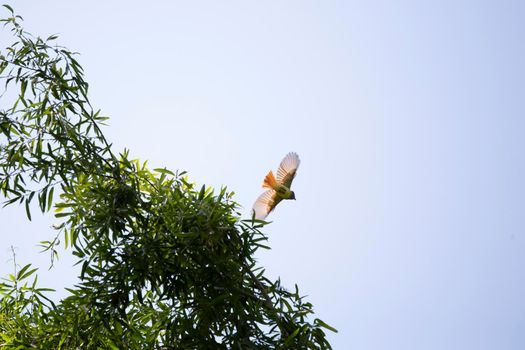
[[1, 1, 525, 349]]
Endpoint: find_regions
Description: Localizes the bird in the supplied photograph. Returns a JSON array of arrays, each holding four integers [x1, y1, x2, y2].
[[252, 152, 300, 220]]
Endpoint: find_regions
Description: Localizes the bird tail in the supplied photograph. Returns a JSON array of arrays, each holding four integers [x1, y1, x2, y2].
[[262, 170, 277, 189]]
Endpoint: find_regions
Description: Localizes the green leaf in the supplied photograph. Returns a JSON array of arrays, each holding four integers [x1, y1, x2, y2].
[[39, 186, 48, 212], [19, 267, 38, 281], [16, 264, 37, 281], [254, 240, 271, 249], [25, 199, 32, 221], [63, 228, 69, 248], [80, 260, 89, 279], [16, 264, 30, 279], [47, 186, 54, 211], [283, 327, 301, 347], [2, 4, 14, 13], [28, 190, 36, 203], [2, 196, 21, 207], [55, 202, 73, 213], [153, 168, 175, 176], [315, 318, 338, 333], [20, 79, 27, 97]]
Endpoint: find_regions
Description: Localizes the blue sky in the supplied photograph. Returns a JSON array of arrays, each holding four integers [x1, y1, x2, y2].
[[1, 1, 525, 348]]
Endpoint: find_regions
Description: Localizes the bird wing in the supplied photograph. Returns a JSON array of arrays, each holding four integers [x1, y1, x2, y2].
[[276, 152, 300, 188], [252, 190, 282, 220]]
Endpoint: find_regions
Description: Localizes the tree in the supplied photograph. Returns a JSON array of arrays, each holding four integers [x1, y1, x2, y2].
[[0, 5, 336, 349]]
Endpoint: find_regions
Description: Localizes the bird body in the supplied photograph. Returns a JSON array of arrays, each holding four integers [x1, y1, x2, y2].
[[263, 170, 295, 199], [252, 152, 300, 219]]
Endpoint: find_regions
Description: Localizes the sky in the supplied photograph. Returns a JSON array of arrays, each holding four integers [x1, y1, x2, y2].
[[1, 1, 525, 349]]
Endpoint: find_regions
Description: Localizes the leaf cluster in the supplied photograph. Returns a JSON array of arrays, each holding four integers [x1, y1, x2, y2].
[[0, 6, 336, 349], [0, 4, 112, 221]]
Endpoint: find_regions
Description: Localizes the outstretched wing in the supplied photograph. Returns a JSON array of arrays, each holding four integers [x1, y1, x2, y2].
[[276, 152, 300, 188], [252, 190, 283, 220]]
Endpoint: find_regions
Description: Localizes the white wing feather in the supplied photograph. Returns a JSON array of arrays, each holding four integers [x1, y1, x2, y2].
[[252, 190, 276, 220], [276, 152, 300, 185]]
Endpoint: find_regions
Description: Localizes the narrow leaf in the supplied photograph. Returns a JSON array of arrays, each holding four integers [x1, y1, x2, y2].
[[315, 319, 338, 333], [153, 168, 175, 176], [2, 4, 14, 13], [25, 199, 32, 221], [47, 186, 54, 211]]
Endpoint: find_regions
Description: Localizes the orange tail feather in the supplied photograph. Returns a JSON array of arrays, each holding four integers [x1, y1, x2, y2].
[[262, 171, 277, 189]]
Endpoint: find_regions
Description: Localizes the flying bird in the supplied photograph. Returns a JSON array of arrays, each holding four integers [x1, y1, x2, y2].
[[252, 152, 300, 220]]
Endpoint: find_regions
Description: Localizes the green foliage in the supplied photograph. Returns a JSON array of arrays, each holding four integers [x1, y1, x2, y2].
[[0, 4, 112, 222], [0, 5, 336, 349]]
